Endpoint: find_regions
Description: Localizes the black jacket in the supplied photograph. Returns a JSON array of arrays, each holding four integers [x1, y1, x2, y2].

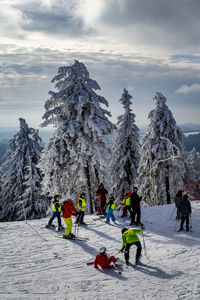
[[174, 196, 183, 208], [130, 192, 142, 208], [180, 199, 191, 217]]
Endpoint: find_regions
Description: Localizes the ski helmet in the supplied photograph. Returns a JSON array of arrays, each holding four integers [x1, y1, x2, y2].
[[99, 247, 106, 254], [127, 190, 132, 195]]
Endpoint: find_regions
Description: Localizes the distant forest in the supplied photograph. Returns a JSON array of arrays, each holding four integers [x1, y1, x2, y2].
[[0, 133, 200, 167], [183, 133, 200, 152]]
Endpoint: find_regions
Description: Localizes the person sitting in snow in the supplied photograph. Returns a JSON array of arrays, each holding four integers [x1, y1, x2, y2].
[[120, 227, 144, 265], [106, 194, 116, 224], [178, 194, 192, 232], [62, 198, 77, 239], [46, 195, 63, 231], [75, 192, 87, 225], [94, 247, 117, 269]]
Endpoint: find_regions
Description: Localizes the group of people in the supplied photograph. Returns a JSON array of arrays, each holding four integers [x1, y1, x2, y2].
[[94, 225, 144, 269], [46, 192, 87, 239], [174, 190, 192, 232], [45, 186, 192, 269], [95, 183, 143, 226], [119, 187, 143, 226], [45, 184, 145, 267]]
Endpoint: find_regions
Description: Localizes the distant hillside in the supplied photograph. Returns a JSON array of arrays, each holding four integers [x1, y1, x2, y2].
[[183, 133, 200, 152]]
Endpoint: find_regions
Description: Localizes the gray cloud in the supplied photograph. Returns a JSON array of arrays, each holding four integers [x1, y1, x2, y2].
[[13, 0, 94, 38], [97, 0, 200, 51], [0, 46, 200, 127]]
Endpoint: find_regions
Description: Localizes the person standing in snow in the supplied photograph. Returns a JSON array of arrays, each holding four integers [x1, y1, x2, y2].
[[120, 227, 144, 265], [75, 192, 87, 225], [120, 191, 128, 217], [95, 183, 108, 215], [129, 187, 142, 226], [174, 190, 183, 219], [106, 194, 116, 224], [94, 247, 117, 269], [178, 194, 191, 232], [62, 199, 77, 239], [46, 195, 63, 230], [123, 190, 132, 216]]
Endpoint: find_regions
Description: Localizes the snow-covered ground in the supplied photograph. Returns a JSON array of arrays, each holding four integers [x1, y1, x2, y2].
[[0, 202, 200, 300]]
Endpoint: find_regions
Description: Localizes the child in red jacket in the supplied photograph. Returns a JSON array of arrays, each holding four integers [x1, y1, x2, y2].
[[94, 247, 117, 269], [62, 199, 77, 239]]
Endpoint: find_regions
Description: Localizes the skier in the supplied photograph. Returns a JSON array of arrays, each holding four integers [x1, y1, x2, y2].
[[94, 247, 117, 269], [129, 187, 143, 226], [120, 227, 144, 265], [120, 192, 128, 217], [95, 183, 108, 215], [46, 195, 63, 230], [75, 192, 87, 225], [106, 194, 116, 224], [123, 190, 132, 216], [62, 198, 78, 239], [174, 190, 183, 219], [178, 194, 192, 232]]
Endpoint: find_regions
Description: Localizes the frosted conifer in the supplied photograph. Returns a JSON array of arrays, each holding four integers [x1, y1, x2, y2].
[[40, 60, 116, 213], [0, 118, 48, 221], [186, 148, 200, 181], [137, 92, 185, 205], [110, 88, 140, 195]]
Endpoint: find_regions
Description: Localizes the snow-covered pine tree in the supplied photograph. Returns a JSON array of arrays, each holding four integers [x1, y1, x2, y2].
[[186, 148, 200, 181], [39, 60, 116, 213], [110, 88, 140, 196], [0, 118, 48, 221], [137, 92, 185, 205]]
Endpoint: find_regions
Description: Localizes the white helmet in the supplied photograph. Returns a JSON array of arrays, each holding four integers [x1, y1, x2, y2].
[[99, 246, 106, 254]]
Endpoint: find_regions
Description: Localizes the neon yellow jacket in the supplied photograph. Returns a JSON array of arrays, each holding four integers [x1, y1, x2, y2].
[[78, 197, 86, 211], [121, 228, 144, 250], [120, 198, 126, 207], [52, 200, 61, 213], [126, 197, 131, 206]]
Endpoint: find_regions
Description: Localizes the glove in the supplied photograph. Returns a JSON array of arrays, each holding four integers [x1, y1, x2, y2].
[[120, 249, 124, 253]]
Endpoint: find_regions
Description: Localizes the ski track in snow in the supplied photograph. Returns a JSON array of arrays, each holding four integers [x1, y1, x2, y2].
[[0, 203, 200, 300]]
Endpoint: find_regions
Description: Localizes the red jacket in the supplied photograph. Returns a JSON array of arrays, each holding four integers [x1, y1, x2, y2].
[[95, 188, 108, 202], [94, 253, 112, 269], [62, 200, 77, 218]]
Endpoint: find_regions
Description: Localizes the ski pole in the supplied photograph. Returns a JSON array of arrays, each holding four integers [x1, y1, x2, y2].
[[174, 218, 178, 231], [170, 206, 176, 220], [74, 223, 77, 236], [77, 223, 80, 237], [190, 214, 193, 231], [141, 232, 148, 259]]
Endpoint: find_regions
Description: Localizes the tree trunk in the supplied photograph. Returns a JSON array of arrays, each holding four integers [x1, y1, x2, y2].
[[84, 161, 93, 214], [94, 166, 100, 185], [148, 144, 158, 206], [165, 176, 171, 204]]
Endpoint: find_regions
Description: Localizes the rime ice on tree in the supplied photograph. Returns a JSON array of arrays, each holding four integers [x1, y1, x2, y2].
[[110, 88, 140, 195], [40, 60, 116, 213], [138, 92, 185, 205], [0, 118, 48, 221]]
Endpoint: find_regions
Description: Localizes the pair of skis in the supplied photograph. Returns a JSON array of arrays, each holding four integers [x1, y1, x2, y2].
[[86, 261, 122, 274], [56, 234, 89, 242]]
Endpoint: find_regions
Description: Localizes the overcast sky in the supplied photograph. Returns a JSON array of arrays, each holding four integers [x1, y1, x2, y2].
[[0, 0, 200, 130]]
